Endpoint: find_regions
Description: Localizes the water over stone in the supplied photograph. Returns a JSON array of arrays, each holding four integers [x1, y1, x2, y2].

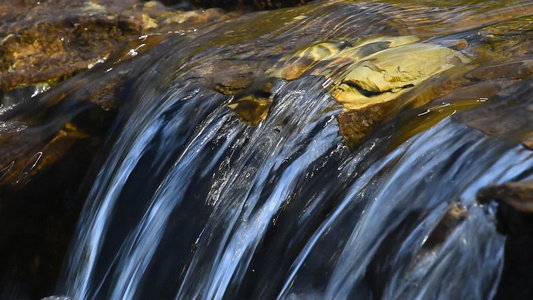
[[1, 0, 533, 299]]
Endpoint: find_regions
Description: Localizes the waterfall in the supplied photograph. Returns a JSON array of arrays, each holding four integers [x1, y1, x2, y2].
[[50, 1, 533, 299], [59, 54, 533, 299]]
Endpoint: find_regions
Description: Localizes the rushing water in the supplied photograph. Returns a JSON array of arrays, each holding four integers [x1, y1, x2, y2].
[[53, 0, 533, 299], [60, 74, 533, 299]]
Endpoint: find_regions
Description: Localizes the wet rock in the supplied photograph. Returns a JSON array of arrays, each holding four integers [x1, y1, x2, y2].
[[0, 28, 182, 297], [223, 35, 470, 145], [478, 180, 533, 218], [1, 0, 138, 93], [0, 0, 234, 99], [477, 180, 533, 300], [474, 16, 533, 62], [453, 77, 533, 151], [422, 203, 468, 250], [337, 102, 394, 149], [332, 42, 470, 110], [0, 0, 236, 193]]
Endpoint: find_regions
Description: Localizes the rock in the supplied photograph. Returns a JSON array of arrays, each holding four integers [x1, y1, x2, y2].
[[477, 180, 533, 300], [0, 0, 237, 191], [338, 102, 394, 149], [226, 35, 470, 145], [332, 42, 470, 110], [0, 0, 235, 99], [422, 203, 468, 251], [453, 77, 533, 151], [478, 180, 533, 216]]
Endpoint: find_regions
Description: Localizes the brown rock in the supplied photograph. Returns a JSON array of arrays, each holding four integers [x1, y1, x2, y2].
[[337, 101, 395, 148], [477, 180, 533, 300], [478, 180, 533, 213], [422, 202, 468, 251], [477, 179, 533, 238], [453, 76, 533, 151], [0, 0, 235, 96]]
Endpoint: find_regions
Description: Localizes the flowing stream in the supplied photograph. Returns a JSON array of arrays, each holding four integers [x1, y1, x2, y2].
[[55, 0, 533, 299], [60, 75, 533, 299]]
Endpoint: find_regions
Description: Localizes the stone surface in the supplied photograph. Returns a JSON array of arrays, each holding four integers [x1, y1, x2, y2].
[[224, 35, 470, 143], [0, 0, 234, 96], [478, 180, 533, 215], [332, 42, 469, 110], [477, 180, 533, 300], [454, 76, 533, 151]]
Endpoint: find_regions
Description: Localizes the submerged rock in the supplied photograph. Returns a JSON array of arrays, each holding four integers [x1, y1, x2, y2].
[[225, 34, 470, 145], [331, 42, 469, 110], [218, 3, 533, 147], [332, 41, 469, 146], [454, 76, 533, 151]]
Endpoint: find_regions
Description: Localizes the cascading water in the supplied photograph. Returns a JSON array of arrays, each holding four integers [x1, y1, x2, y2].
[[52, 1, 533, 299], [59, 63, 533, 299]]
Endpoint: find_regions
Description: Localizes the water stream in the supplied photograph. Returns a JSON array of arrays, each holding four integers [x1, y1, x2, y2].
[[54, 0, 533, 299], [59, 70, 533, 299]]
